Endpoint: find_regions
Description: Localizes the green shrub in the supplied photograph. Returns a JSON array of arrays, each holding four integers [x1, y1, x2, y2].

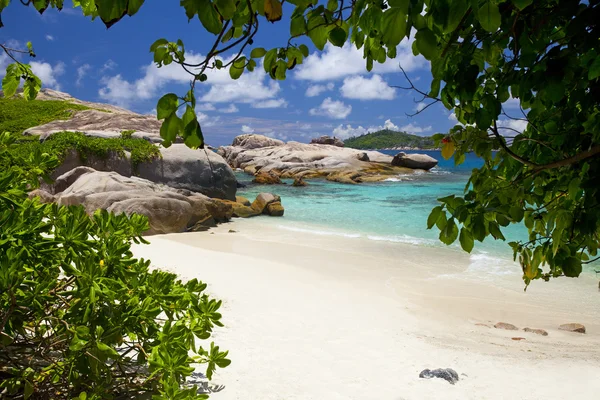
[[0, 132, 229, 399], [10, 131, 161, 171], [0, 97, 89, 134]]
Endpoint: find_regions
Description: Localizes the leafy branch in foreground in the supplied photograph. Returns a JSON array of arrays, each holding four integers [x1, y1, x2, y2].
[[0, 131, 229, 399]]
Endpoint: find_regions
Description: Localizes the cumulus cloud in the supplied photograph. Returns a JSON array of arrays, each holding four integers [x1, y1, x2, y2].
[[448, 112, 458, 121], [295, 40, 426, 81], [332, 119, 400, 139], [241, 125, 254, 134], [305, 82, 334, 97], [339, 74, 395, 100], [31, 61, 65, 90], [217, 104, 239, 113], [398, 123, 432, 135], [76, 64, 91, 87], [98, 53, 284, 108], [251, 98, 288, 108], [416, 102, 427, 112], [196, 111, 220, 127], [309, 97, 352, 119], [497, 118, 528, 133], [197, 103, 216, 111]]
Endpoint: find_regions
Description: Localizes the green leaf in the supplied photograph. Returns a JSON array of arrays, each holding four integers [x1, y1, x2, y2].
[[149, 38, 168, 52], [441, 141, 455, 160], [562, 257, 582, 278], [381, 8, 406, 47], [274, 60, 287, 80], [24, 380, 34, 399], [444, 0, 467, 33], [589, 57, 600, 80], [427, 206, 443, 229], [250, 47, 267, 58], [415, 29, 437, 60], [23, 75, 42, 101], [459, 228, 474, 253], [97, 342, 119, 358], [478, 1, 501, 32], [215, 0, 236, 20], [328, 26, 347, 47], [512, 0, 533, 11], [263, 48, 278, 73], [439, 218, 459, 245], [229, 57, 246, 79], [290, 15, 306, 36], [2, 65, 20, 98], [198, 0, 223, 34], [327, 0, 337, 12], [183, 118, 204, 149], [156, 93, 179, 120], [160, 113, 183, 146], [307, 16, 329, 50], [299, 44, 309, 57]]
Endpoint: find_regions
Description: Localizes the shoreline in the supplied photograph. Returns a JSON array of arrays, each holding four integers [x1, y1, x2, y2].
[[132, 218, 600, 399]]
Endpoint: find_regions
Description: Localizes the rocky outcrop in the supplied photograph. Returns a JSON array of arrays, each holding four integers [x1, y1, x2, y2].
[[292, 178, 307, 187], [310, 135, 344, 147], [47, 144, 237, 200], [218, 138, 419, 184], [231, 134, 284, 149], [213, 192, 284, 218], [253, 170, 282, 184], [558, 323, 586, 333], [391, 152, 438, 170], [52, 167, 231, 235]]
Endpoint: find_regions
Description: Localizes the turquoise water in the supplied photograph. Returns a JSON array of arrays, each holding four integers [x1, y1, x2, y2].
[[237, 150, 526, 263]]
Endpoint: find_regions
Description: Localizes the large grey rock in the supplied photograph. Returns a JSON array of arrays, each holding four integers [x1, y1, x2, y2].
[[310, 135, 344, 147], [391, 152, 438, 170], [231, 134, 284, 149], [137, 144, 237, 200], [419, 368, 459, 385], [54, 169, 229, 235], [218, 139, 413, 183]]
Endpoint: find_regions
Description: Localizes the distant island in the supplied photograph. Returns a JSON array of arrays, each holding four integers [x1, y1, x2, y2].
[[343, 129, 438, 150]]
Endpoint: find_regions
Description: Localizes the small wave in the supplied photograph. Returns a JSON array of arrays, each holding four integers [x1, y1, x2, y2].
[[366, 234, 439, 246], [383, 177, 413, 182], [466, 252, 518, 276], [276, 225, 361, 238]]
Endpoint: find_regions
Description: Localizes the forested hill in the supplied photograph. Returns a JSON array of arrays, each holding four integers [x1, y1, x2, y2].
[[343, 129, 437, 150]]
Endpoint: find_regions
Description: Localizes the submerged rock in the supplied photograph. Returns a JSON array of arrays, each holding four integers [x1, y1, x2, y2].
[[559, 323, 586, 333], [391, 152, 438, 170], [419, 368, 459, 385], [253, 170, 283, 185], [494, 322, 518, 330], [292, 178, 307, 187]]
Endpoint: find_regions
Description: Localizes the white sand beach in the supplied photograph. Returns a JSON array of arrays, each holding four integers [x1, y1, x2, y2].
[[132, 219, 600, 400]]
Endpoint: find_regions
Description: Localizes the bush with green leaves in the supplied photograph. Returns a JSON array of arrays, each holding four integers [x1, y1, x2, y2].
[[0, 131, 230, 399]]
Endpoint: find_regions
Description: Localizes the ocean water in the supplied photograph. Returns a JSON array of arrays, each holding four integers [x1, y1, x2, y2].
[[235, 150, 552, 276]]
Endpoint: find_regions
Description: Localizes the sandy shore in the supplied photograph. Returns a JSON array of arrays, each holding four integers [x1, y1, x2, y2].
[[132, 218, 600, 400]]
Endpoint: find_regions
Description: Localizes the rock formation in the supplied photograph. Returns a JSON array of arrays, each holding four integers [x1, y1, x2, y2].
[[232, 134, 284, 149], [218, 135, 426, 184], [391, 152, 438, 170], [310, 135, 344, 147]]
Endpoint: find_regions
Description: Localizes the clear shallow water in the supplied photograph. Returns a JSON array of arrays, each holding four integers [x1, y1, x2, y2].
[[236, 150, 530, 275]]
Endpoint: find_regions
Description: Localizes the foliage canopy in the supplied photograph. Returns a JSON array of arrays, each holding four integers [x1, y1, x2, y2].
[[1, 0, 599, 286], [344, 129, 436, 150]]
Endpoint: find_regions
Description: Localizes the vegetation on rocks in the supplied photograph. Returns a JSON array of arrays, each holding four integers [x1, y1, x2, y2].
[[344, 129, 436, 150], [0, 131, 230, 399], [10, 131, 161, 171], [0, 97, 89, 134]]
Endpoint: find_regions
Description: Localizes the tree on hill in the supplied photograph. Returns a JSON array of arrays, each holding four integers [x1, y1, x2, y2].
[[1, 1, 598, 284], [344, 129, 437, 149]]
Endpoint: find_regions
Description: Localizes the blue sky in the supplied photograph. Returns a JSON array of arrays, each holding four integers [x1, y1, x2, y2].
[[0, 2, 465, 146]]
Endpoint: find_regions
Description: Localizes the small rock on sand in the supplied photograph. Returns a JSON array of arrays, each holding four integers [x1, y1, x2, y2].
[[523, 327, 548, 336], [511, 337, 526, 341], [494, 322, 518, 330], [419, 368, 459, 385], [559, 323, 586, 334]]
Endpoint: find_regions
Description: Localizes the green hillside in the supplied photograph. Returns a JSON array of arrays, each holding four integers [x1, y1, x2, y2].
[[343, 129, 437, 150]]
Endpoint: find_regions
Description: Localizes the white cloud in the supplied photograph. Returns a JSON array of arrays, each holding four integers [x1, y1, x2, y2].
[[45, 34, 54, 41], [339, 74, 395, 100], [416, 102, 427, 112], [503, 97, 521, 109], [30, 61, 65, 90], [497, 118, 528, 133], [101, 59, 117, 72], [448, 112, 458, 121], [196, 111, 221, 127], [251, 98, 288, 108], [295, 40, 427, 81], [241, 125, 254, 133], [264, 131, 288, 141], [332, 119, 400, 139], [76, 64, 91, 87], [217, 104, 239, 113], [197, 103, 216, 111], [305, 82, 334, 97], [309, 97, 352, 119], [398, 123, 432, 135]]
